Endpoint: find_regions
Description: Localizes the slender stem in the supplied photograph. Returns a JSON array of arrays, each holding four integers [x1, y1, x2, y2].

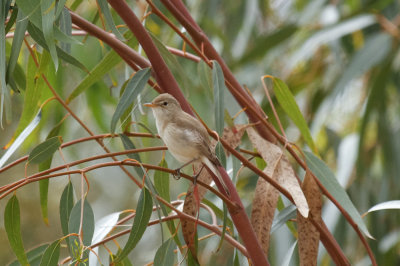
[[23, 39, 139, 183]]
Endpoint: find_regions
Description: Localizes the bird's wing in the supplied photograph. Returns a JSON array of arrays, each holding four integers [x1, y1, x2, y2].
[[176, 112, 217, 161]]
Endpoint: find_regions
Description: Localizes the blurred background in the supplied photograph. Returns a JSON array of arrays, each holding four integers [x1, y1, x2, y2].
[[1, 0, 400, 264]]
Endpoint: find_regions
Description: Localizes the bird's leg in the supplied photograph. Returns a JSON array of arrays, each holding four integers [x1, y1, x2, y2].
[[173, 158, 199, 180], [192, 165, 205, 186]]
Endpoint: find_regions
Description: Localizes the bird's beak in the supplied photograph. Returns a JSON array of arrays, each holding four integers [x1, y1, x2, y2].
[[144, 102, 157, 108]]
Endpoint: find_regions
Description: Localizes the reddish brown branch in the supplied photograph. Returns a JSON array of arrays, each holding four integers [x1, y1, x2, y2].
[[107, 0, 192, 114]]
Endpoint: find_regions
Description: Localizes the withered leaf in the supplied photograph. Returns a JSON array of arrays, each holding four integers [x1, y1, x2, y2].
[[297, 169, 322, 266], [246, 127, 309, 218]]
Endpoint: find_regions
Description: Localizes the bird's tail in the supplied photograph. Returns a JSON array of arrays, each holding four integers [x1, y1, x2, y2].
[[202, 157, 230, 195]]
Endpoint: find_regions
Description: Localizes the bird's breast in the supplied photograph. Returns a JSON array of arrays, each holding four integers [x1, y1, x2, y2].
[[160, 123, 201, 163]]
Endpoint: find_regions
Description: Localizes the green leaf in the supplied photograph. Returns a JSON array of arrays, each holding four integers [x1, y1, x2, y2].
[[9, 244, 49, 266], [304, 151, 372, 238], [27, 22, 88, 72], [28, 136, 62, 164], [15, 0, 42, 29], [10, 51, 48, 142], [5, 4, 18, 34], [212, 60, 225, 136], [271, 205, 297, 233], [60, 181, 74, 236], [0, 0, 11, 126], [38, 123, 63, 225], [270, 77, 317, 152], [120, 134, 166, 242], [68, 199, 95, 261], [150, 33, 190, 91], [58, 7, 72, 53], [154, 237, 176, 266], [41, 0, 58, 69], [111, 68, 151, 133], [55, 0, 67, 19], [39, 239, 61, 266], [116, 187, 153, 262], [67, 49, 122, 103], [154, 158, 170, 204], [6, 8, 28, 87], [97, 0, 125, 40], [4, 195, 29, 265], [38, 167, 50, 225], [197, 60, 212, 95]]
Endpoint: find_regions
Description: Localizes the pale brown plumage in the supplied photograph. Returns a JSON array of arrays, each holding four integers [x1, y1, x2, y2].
[[144, 93, 228, 194]]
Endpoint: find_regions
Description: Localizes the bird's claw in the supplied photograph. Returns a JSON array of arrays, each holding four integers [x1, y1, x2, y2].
[[173, 168, 181, 180]]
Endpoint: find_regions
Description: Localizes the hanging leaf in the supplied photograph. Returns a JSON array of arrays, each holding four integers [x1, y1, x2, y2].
[[297, 170, 322, 266], [27, 22, 88, 72], [154, 158, 170, 204], [4, 195, 29, 265], [110, 68, 151, 133], [212, 60, 225, 136], [59, 181, 74, 236], [68, 199, 95, 261], [97, 0, 125, 40], [39, 239, 61, 266], [6, 8, 28, 87], [269, 77, 317, 153], [116, 187, 153, 262], [28, 136, 62, 164], [38, 122, 64, 225], [6, 52, 47, 144], [247, 127, 309, 217], [197, 60, 212, 95], [41, 0, 58, 69], [304, 151, 372, 238], [154, 237, 176, 266], [0, 0, 11, 126]]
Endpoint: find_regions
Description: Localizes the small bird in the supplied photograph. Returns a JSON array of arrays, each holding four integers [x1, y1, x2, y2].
[[144, 93, 229, 195]]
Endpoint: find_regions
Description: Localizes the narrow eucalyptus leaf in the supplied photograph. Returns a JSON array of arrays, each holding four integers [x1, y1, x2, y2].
[[116, 188, 153, 262], [4, 195, 29, 265], [304, 151, 372, 238], [154, 238, 176, 266], [28, 136, 62, 164], [39, 239, 61, 266], [111, 68, 151, 133]]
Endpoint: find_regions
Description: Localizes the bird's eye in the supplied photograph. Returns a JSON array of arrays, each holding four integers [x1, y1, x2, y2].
[[162, 101, 168, 106]]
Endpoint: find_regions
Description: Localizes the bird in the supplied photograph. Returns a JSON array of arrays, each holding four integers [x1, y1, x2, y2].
[[144, 93, 229, 195]]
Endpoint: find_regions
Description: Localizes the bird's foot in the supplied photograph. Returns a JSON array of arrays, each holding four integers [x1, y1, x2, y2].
[[173, 168, 182, 180]]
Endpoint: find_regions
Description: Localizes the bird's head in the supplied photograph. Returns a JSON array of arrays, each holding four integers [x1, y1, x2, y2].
[[144, 93, 182, 120]]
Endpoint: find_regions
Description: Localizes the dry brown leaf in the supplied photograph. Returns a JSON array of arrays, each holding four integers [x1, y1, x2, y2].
[[246, 127, 309, 217], [181, 161, 212, 260], [222, 124, 252, 156], [251, 175, 280, 255], [297, 169, 322, 266]]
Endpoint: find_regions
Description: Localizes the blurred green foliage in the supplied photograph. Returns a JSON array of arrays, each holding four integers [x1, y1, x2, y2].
[[1, 0, 400, 265]]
